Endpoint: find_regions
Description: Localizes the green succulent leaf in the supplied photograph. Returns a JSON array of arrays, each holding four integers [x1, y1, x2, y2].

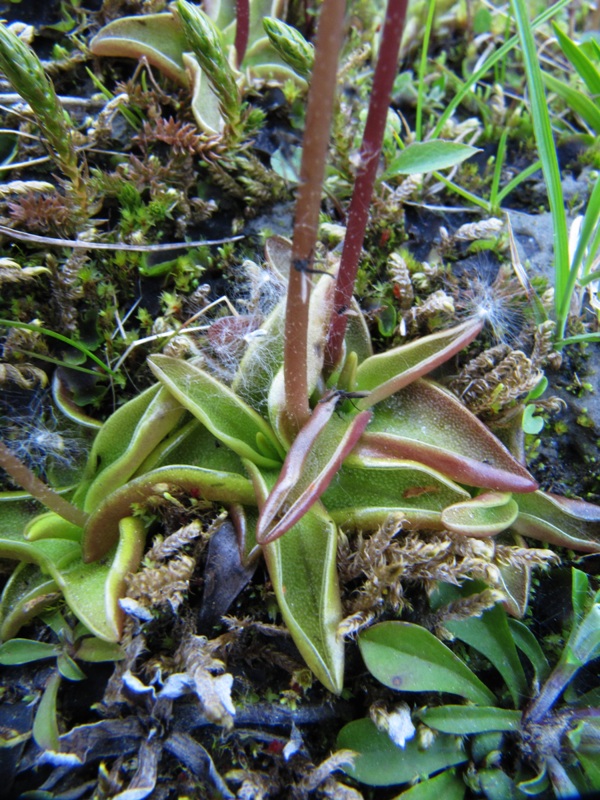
[[0, 516, 144, 641], [355, 380, 538, 493], [136, 418, 245, 475], [53, 517, 145, 642], [81, 384, 185, 512], [0, 562, 59, 641], [25, 511, 82, 542], [354, 320, 483, 407], [441, 492, 519, 538], [359, 621, 495, 705], [0, 638, 60, 665], [513, 491, 600, 553], [508, 619, 550, 683], [257, 394, 371, 543], [175, 1, 241, 129], [337, 717, 467, 787], [74, 637, 125, 662], [417, 705, 522, 735], [434, 583, 527, 706], [184, 52, 226, 134], [384, 140, 480, 177], [323, 458, 469, 529], [149, 354, 284, 468], [33, 671, 61, 752], [83, 465, 255, 561], [390, 768, 466, 800], [89, 13, 189, 86], [233, 295, 286, 416], [57, 653, 87, 681], [259, 485, 343, 694]]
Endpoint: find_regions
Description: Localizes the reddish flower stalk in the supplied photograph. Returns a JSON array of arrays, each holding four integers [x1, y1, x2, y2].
[[235, 0, 250, 66], [326, 0, 409, 371], [283, 0, 346, 433], [0, 441, 87, 528]]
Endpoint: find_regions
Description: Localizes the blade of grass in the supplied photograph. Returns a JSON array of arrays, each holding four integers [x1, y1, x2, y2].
[[489, 128, 508, 213], [431, 171, 490, 211], [495, 159, 541, 204], [0, 319, 115, 375], [544, 72, 600, 134], [570, 173, 600, 279], [430, 0, 570, 141], [556, 332, 600, 345], [552, 23, 600, 97], [415, 0, 436, 142], [510, 0, 570, 339]]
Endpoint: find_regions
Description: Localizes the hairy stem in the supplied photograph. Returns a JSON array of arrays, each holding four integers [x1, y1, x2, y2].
[[326, 0, 408, 372], [284, 0, 346, 432], [0, 441, 88, 528], [235, 0, 249, 66]]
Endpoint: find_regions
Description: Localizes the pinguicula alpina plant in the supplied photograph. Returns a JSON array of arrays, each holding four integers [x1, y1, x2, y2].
[[1, 0, 600, 709]]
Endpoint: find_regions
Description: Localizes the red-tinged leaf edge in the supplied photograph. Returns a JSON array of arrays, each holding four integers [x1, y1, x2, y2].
[[257, 396, 372, 543], [513, 491, 600, 553], [355, 432, 537, 493]]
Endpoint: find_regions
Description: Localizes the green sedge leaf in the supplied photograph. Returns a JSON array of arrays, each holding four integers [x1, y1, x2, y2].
[[571, 567, 590, 621], [552, 24, 600, 97], [543, 72, 600, 134], [508, 619, 550, 683]]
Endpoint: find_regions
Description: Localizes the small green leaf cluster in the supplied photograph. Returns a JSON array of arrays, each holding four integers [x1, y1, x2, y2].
[[338, 570, 600, 798], [0, 611, 123, 752]]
